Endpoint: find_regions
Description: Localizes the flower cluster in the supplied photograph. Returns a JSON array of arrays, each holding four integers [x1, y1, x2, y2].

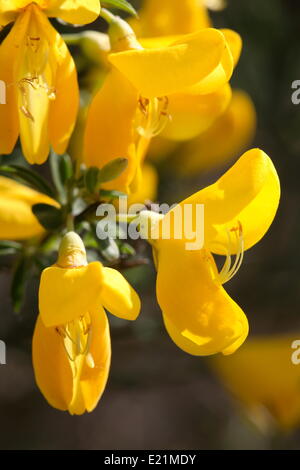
[[0, 0, 280, 415]]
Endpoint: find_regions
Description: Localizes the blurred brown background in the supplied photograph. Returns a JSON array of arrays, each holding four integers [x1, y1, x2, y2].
[[1, 0, 300, 450]]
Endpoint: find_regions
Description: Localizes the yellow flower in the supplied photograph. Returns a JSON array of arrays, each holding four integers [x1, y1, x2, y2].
[[213, 335, 300, 430], [84, 17, 233, 192], [142, 149, 280, 356], [0, 1, 101, 164], [32, 232, 140, 415], [0, 176, 58, 240], [130, 0, 211, 37], [172, 90, 257, 175]]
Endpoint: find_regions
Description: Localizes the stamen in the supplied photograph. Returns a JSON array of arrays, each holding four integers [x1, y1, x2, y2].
[[135, 96, 170, 138], [54, 313, 93, 377], [217, 221, 245, 285]]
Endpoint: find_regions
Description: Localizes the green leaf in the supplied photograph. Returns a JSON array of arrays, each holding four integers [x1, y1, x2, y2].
[[50, 151, 73, 202], [0, 241, 22, 256], [98, 158, 128, 183], [11, 257, 29, 314], [32, 203, 65, 231], [119, 242, 136, 256], [0, 165, 56, 199], [97, 237, 120, 262], [59, 154, 73, 185], [102, 0, 137, 17], [99, 189, 127, 199], [85, 167, 101, 193]]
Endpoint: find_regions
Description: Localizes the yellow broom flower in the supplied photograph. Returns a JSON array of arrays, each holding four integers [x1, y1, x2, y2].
[[213, 334, 300, 430], [0, 176, 58, 240], [140, 149, 280, 356], [33, 231, 140, 414], [84, 15, 234, 193], [0, 1, 101, 164]]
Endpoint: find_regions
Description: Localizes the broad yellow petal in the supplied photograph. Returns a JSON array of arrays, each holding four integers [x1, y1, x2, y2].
[[100, 267, 141, 320], [0, 11, 22, 154], [109, 29, 226, 98], [32, 313, 73, 411], [174, 90, 256, 175], [164, 148, 280, 253], [47, 19, 79, 154], [156, 241, 248, 356], [46, 0, 100, 25], [84, 68, 139, 193], [131, 0, 211, 37], [39, 262, 104, 327], [78, 307, 111, 413], [0, 176, 58, 240], [162, 84, 232, 141]]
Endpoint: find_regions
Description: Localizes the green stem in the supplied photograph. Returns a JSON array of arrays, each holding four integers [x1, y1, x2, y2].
[[100, 8, 116, 24]]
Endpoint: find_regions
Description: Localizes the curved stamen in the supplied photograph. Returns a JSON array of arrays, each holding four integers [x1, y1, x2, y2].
[[135, 96, 170, 138], [217, 221, 245, 285]]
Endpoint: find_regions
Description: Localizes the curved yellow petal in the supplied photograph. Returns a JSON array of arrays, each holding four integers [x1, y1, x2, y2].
[[32, 307, 111, 414], [221, 29, 242, 68], [32, 313, 73, 411], [109, 29, 226, 98], [165, 148, 280, 253], [48, 19, 79, 155], [162, 83, 232, 141], [39, 262, 104, 327], [182, 31, 235, 95], [0, 176, 58, 240], [46, 0, 101, 25], [174, 90, 256, 175], [156, 241, 249, 356], [100, 267, 141, 320], [131, 0, 211, 37], [69, 307, 111, 415], [0, 12, 22, 154], [84, 68, 139, 193]]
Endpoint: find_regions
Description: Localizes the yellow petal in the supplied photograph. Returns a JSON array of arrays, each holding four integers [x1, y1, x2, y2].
[[182, 30, 235, 95], [174, 90, 256, 175], [39, 262, 104, 327], [46, 0, 101, 25], [128, 163, 158, 205], [83, 68, 139, 193], [32, 313, 73, 411], [32, 307, 111, 414], [0, 12, 22, 154], [48, 19, 79, 155], [165, 148, 280, 253], [0, 176, 58, 240], [100, 267, 141, 320], [109, 28, 226, 98], [162, 83, 232, 141], [156, 241, 248, 356], [130, 0, 211, 37], [79, 307, 111, 413], [221, 29, 242, 68]]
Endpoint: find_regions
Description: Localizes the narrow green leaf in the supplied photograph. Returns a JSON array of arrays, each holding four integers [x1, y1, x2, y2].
[[32, 203, 64, 231], [98, 158, 128, 183], [85, 167, 101, 193], [59, 154, 73, 185], [0, 241, 22, 256], [0, 164, 56, 199], [102, 0, 137, 16], [119, 242, 136, 256], [99, 189, 127, 199]]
